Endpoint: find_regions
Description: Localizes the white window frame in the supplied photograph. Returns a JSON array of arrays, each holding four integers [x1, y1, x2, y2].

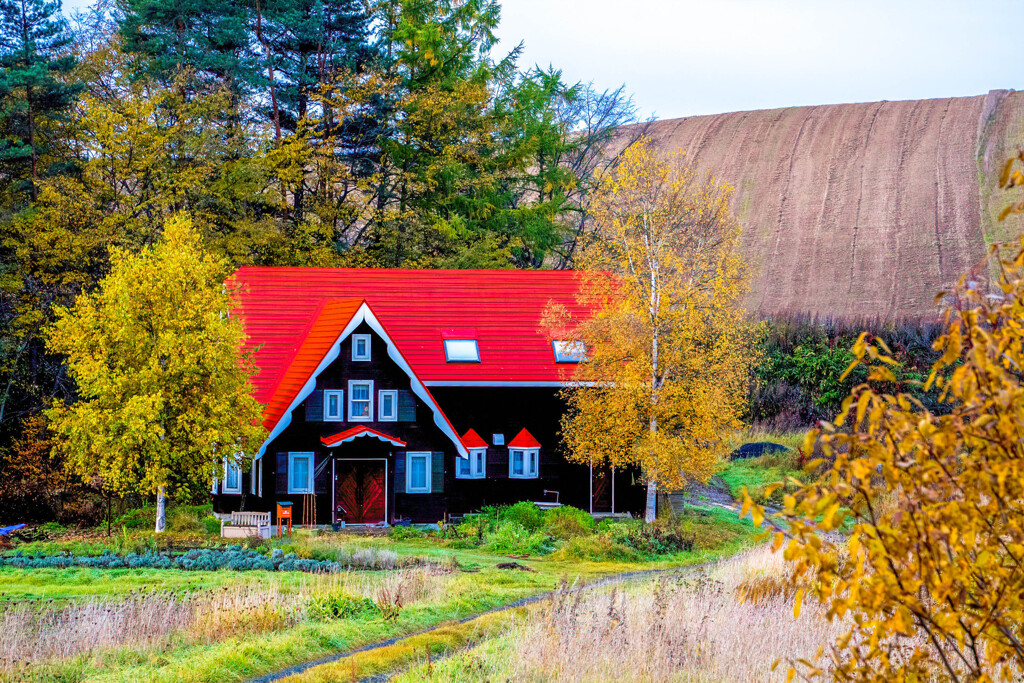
[[348, 380, 374, 422], [456, 448, 486, 479], [223, 456, 242, 494], [443, 339, 480, 362], [509, 448, 539, 479], [288, 452, 315, 494], [552, 340, 587, 363], [378, 389, 398, 422], [352, 333, 372, 361], [324, 389, 345, 421], [406, 452, 432, 493]]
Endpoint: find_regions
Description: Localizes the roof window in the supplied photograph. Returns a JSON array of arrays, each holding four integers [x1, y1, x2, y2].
[[444, 339, 480, 363], [552, 340, 587, 363]]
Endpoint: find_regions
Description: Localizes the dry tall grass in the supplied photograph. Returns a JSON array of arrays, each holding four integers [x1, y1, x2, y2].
[[486, 545, 846, 682], [0, 566, 450, 672]]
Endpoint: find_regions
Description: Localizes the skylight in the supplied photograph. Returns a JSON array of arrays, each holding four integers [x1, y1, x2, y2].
[[444, 339, 480, 362], [552, 340, 587, 363]]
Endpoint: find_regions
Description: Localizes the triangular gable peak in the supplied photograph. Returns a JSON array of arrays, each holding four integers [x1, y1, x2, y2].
[[255, 299, 468, 459], [460, 429, 489, 449], [508, 428, 542, 449]]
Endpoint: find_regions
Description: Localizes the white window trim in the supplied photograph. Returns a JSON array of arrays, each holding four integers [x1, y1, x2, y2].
[[288, 452, 315, 494], [406, 452, 432, 493], [456, 448, 486, 479], [443, 339, 480, 363], [250, 457, 263, 496], [348, 380, 374, 422], [352, 333, 372, 361], [324, 389, 345, 421], [223, 456, 242, 494], [509, 448, 539, 479], [378, 389, 398, 422]]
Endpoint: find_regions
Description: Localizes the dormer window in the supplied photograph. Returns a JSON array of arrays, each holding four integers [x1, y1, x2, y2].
[[444, 339, 480, 363], [553, 340, 587, 363], [352, 334, 371, 361]]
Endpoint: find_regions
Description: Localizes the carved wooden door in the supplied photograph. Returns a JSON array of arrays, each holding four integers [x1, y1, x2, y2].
[[335, 461, 386, 524]]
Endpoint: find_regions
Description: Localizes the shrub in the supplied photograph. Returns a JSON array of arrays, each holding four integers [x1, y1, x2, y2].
[[308, 592, 382, 620], [501, 501, 544, 532], [485, 522, 551, 556], [549, 533, 637, 562], [203, 516, 222, 535], [544, 506, 597, 540], [387, 525, 423, 541]]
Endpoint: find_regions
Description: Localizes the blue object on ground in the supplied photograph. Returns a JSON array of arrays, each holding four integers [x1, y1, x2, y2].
[[0, 524, 26, 536], [729, 442, 790, 460]]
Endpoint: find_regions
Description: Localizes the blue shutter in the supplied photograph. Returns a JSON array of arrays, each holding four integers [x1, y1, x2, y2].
[[394, 452, 406, 493], [431, 452, 444, 493], [305, 391, 324, 422], [397, 391, 417, 422]]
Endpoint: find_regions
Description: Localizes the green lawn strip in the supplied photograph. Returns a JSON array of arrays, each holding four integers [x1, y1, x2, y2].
[[280, 607, 530, 683], [387, 622, 525, 682], [717, 453, 805, 502]]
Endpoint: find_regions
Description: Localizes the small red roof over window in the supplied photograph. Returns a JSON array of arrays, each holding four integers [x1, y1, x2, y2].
[[321, 426, 407, 448], [460, 429, 489, 449], [507, 428, 541, 449]]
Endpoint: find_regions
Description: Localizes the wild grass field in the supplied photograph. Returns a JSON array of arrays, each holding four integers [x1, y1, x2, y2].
[[0, 491, 766, 683]]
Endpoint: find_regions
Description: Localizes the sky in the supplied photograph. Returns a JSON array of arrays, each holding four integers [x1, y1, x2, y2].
[[59, 0, 1023, 122], [492, 0, 1024, 120]]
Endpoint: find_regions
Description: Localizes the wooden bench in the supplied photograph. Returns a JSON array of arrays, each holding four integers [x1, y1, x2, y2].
[[220, 511, 272, 539], [533, 490, 562, 510]]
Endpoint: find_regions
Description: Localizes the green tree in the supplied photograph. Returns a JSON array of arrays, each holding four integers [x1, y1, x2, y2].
[[0, 0, 82, 202], [46, 215, 264, 532]]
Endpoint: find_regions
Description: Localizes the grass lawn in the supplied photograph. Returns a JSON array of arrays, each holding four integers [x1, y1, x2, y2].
[[0, 504, 759, 683]]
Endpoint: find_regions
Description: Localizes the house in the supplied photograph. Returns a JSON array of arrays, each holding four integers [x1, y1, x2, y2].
[[213, 268, 644, 525]]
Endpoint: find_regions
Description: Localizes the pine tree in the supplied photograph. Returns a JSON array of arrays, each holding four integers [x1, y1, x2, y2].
[[0, 0, 82, 201]]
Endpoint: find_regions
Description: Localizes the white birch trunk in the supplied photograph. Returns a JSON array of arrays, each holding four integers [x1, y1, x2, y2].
[[644, 480, 657, 523], [155, 486, 167, 533]]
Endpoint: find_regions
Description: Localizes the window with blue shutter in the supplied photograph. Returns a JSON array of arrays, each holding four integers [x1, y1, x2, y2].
[[305, 390, 323, 422]]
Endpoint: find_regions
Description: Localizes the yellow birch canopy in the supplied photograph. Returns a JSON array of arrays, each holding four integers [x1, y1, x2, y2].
[[46, 215, 264, 499], [549, 138, 753, 491]]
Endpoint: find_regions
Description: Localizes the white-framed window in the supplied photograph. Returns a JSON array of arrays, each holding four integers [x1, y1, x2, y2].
[[324, 390, 345, 421], [348, 380, 374, 422], [406, 452, 432, 493], [223, 456, 242, 494], [352, 334, 371, 361], [444, 339, 480, 362], [492, 433, 505, 446], [378, 390, 398, 421], [288, 452, 315, 493], [456, 449, 486, 479], [509, 449, 539, 479], [552, 340, 587, 363]]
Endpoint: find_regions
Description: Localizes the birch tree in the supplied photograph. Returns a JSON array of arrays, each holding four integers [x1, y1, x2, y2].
[[551, 138, 752, 522], [46, 215, 264, 531]]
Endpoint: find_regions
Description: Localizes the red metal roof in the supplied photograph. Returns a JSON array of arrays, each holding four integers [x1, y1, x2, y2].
[[229, 268, 591, 412], [508, 428, 542, 449], [460, 429, 489, 449], [322, 426, 407, 448]]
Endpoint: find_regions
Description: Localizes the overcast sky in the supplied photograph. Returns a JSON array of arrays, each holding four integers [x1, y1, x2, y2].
[[60, 0, 1021, 121], [494, 0, 1022, 120]]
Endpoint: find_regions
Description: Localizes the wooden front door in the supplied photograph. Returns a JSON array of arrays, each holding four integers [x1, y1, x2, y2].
[[592, 467, 612, 512], [335, 460, 386, 524]]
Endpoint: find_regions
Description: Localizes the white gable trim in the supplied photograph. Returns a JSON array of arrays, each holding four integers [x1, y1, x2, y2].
[[256, 302, 468, 459], [322, 428, 406, 448]]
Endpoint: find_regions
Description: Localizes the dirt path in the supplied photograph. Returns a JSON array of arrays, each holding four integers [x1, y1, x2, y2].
[[245, 565, 704, 683]]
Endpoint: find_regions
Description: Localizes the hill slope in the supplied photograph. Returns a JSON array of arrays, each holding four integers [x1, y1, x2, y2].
[[629, 90, 1024, 319]]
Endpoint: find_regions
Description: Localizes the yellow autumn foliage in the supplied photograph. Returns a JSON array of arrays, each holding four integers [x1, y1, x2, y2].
[[45, 215, 265, 499], [750, 238, 1024, 681], [550, 138, 754, 521]]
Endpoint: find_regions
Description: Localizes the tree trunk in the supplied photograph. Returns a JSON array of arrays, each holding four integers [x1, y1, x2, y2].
[[155, 486, 167, 533], [644, 480, 657, 523]]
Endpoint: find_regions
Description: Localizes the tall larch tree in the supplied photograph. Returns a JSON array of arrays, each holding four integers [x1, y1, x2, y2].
[[0, 0, 81, 202], [551, 138, 753, 522], [46, 215, 265, 532]]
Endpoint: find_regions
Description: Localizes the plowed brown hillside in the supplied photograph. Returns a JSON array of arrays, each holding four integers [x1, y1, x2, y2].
[[626, 90, 1024, 319]]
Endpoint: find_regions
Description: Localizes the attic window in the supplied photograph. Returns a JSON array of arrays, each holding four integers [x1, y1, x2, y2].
[[552, 340, 587, 363], [444, 339, 480, 363]]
